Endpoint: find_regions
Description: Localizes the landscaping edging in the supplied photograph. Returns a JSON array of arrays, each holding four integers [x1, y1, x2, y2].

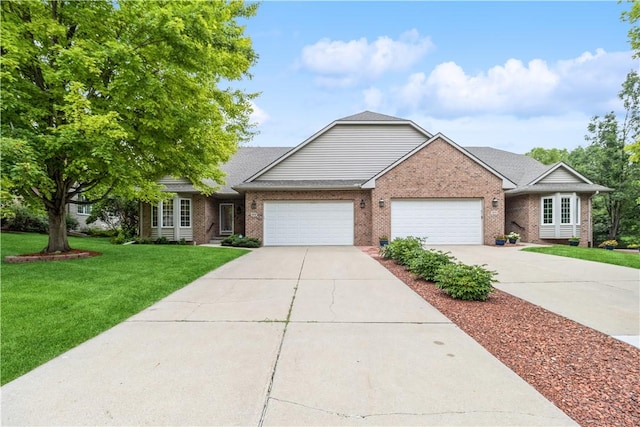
[[5, 250, 101, 263]]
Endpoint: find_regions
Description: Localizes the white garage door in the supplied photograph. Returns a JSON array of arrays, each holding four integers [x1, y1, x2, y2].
[[263, 201, 354, 246], [391, 199, 483, 244]]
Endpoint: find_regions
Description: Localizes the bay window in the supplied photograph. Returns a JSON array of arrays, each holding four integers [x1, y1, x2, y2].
[[540, 193, 581, 239]]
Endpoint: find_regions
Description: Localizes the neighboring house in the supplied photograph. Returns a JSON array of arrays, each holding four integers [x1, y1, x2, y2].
[[140, 111, 611, 247], [67, 195, 113, 230]]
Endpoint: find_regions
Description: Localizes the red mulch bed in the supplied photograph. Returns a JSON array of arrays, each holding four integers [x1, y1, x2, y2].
[[4, 249, 102, 263], [360, 246, 640, 427]]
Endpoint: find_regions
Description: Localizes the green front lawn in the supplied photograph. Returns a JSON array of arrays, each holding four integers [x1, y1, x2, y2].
[[521, 245, 640, 269], [0, 232, 248, 385]]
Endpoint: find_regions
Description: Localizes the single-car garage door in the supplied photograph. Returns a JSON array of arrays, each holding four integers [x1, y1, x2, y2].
[[263, 201, 354, 246], [391, 199, 483, 244]]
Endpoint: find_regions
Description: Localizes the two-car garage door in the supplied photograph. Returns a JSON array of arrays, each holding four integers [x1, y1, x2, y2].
[[391, 199, 483, 244], [264, 201, 354, 246], [262, 199, 483, 246]]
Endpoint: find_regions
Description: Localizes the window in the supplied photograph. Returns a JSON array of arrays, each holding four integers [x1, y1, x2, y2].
[[542, 197, 554, 224], [152, 206, 158, 227], [162, 201, 174, 227], [540, 194, 581, 226], [560, 197, 571, 224], [77, 195, 92, 215], [180, 199, 191, 227]]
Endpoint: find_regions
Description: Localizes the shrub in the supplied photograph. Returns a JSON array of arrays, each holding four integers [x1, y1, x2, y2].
[[408, 249, 456, 282], [155, 236, 170, 245], [598, 239, 618, 248], [221, 234, 261, 248], [82, 227, 118, 238], [380, 236, 426, 265], [65, 214, 79, 231], [110, 233, 127, 245], [5, 206, 48, 233], [434, 263, 497, 301]]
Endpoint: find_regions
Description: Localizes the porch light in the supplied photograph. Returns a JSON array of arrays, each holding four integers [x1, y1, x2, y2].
[[378, 199, 385, 208], [251, 199, 257, 210], [360, 199, 366, 209], [492, 198, 499, 208]]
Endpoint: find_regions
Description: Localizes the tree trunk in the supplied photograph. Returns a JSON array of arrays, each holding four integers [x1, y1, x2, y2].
[[43, 204, 71, 253]]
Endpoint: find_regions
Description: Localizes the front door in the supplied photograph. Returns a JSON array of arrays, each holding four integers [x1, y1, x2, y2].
[[220, 203, 234, 235]]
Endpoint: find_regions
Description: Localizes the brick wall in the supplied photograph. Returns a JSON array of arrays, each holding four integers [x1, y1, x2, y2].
[[371, 138, 505, 245], [506, 194, 591, 247], [244, 190, 372, 245]]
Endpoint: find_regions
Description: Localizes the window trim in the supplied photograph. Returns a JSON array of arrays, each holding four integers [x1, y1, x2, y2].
[[77, 195, 92, 215], [542, 197, 554, 225], [179, 198, 192, 228]]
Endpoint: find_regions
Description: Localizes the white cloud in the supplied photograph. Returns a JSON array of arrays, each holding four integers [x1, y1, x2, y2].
[[249, 102, 269, 126], [395, 49, 636, 117], [363, 87, 384, 110], [299, 30, 433, 87], [407, 112, 593, 153]]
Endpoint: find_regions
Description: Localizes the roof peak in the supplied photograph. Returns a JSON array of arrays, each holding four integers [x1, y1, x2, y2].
[[337, 111, 406, 122]]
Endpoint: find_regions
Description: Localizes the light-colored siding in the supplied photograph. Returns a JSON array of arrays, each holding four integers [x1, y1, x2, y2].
[[539, 168, 582, 184], [540, 225, 580, 239], [257, 124, 427, 181], [158, 176, 191, 185]]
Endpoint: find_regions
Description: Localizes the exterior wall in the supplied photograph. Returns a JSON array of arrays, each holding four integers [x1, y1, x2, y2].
[[244, 190, 372, 246], [505, 195, 535, 243], [371, 138, 505, 245], [506, 194, 590, 247], [192, 195, 216, 244], [257, 124, 427, 181]]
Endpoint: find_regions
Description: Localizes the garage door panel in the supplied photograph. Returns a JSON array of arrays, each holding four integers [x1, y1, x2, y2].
[[264, 201, 354, 246], [392, 199, 482, 244]]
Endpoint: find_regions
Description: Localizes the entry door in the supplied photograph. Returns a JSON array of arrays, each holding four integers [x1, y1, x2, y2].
[[220, 203, 234, 235]]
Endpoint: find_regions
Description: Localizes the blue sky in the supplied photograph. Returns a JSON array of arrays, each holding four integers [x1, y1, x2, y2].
[[238, 1, 638, 154]]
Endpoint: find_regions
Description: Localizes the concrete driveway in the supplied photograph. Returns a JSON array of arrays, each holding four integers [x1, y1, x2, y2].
[[431, 244, 640, 348], [1, 246, 576, 426]]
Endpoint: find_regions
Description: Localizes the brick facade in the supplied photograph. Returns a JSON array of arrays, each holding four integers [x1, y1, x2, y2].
[[372, 138, 505, 245], [505, 193, 591, 247], [244, 190, 372, 245]]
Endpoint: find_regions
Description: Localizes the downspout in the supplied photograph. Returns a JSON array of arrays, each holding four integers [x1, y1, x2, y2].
[[589, 191, 599, 248]]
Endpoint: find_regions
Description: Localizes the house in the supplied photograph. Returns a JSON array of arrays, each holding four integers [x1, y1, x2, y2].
[[139, 111, 611, 247]]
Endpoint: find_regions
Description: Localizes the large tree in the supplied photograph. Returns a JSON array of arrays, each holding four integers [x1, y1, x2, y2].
[[525, 147, 569, 165], [568, 71, 640, 241], [1, 0, 258, 252], [622, 0, 640, 162]]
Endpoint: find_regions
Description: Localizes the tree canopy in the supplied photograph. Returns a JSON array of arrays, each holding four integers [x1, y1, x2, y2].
[[524, 147, 569, 165], [1, 0, 259, 252]]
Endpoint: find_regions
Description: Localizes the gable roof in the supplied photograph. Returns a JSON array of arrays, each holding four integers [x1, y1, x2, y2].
[[363, 134, 517, 189], [213, 147, 291, 194], [465, 148, 612, 194], [159, 147, 290, 195], [243, 111, 432, 185], [464, 147, 548, 186]]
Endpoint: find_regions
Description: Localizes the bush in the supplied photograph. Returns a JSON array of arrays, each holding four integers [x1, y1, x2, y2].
[[221, 234, 261, 248], [408, 249, 456, 282], [133, 237, 154, 245], [82, 227, 118, 238], [110, 233, 127, 245], [5, 206, 48, 233], [380, 236, 426, 266], [155, 236, 170, 245], [434, 263, 497, 301], [65, 214, 79, 231]]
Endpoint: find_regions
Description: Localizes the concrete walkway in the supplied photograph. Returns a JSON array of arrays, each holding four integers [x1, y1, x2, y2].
[[432, 244, 640, 348], [2, 247, 576, 426]]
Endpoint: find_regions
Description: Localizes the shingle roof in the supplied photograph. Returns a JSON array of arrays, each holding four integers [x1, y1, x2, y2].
[[234, 180, 364, 191], [337, 111, 405, 121], [211, 147, 291, 194], [506, 183, 613, 195], [464, 147, 548, 186]]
